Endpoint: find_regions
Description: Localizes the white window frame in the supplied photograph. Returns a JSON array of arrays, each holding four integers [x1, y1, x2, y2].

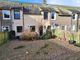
[[51, 12, 56, 20], [2, 10, 11, 20], [72, 25, 76, 31]]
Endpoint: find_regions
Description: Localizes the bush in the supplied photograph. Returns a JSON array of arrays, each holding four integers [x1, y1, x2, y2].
[[40, 30, 52, 40], [51, 29, 57, 38], [74, 43, 80, 47], [74, 32, 80, 43], [54, 29, 62, 39], [0, 32, 9, 45], [20, 30, 38, 40], [9, 30, 15, 40]]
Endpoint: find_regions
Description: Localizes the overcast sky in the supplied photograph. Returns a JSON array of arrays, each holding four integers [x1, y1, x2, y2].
[[17, 0, 80, 6]]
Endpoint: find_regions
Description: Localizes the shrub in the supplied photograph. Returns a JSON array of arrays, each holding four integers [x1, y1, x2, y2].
[[64, 31, 71, 41], [20, 30, 38, 40], [40, 30, 52, 40], [0, 32, 9, 45], [51, 29, 57, 38], [74, 32, 80, 43], [54, 29, 63, 39], [75, 43, 80, 47]]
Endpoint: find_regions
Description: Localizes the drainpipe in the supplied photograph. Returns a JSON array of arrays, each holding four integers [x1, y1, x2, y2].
[[76, 14, 79, 32], [70, 14, 73, 32], [1, 9, 3, 31], [21, 3, 24, 31]]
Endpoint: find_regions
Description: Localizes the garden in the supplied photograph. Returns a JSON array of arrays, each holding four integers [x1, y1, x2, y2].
[[0, 29, 80, 60], [20, 28, 80, 47], [0, 28, 80, 48]]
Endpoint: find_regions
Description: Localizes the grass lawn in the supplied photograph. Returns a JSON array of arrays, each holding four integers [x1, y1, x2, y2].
[[0, 39, 80, 60]]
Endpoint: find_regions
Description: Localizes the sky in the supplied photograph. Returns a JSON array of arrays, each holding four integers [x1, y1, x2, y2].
[[17, 0, 80, 7]]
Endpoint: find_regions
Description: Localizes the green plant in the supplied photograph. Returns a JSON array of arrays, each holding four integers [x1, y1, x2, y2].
[[70, 33, 75, 41], [75, 43, 80, 47], [40, 31, 52, 40], [75, 32, 80, 43], [0, 32, 9, 46], [54, 29, 62, 39]]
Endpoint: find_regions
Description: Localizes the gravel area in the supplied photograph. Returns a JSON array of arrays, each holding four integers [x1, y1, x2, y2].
[[0, 39, 80, 60]]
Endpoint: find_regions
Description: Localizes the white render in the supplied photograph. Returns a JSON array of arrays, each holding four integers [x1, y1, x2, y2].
[[11, 10, 23, 36], [11, 10, 51, 36]]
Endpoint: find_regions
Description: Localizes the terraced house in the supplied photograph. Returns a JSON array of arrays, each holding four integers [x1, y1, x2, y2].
[[0, 1, 80, 36]]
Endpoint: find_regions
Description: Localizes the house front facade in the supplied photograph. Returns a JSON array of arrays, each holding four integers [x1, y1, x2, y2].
[[0, 1, 80, 36]]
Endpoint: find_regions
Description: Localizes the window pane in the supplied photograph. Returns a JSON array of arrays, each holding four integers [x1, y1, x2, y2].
[[44, 11, 48, 19], [14, 10, 20, 19], [62, 26, 65, 30], [51, 12, 54, 19], [17, 26, 22, 33], [72, 14, 75, 19], [3, 10, 10, 19]]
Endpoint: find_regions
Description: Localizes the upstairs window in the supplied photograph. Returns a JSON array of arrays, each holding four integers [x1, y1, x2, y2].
[[72, 14, 77, 20], [2, 10, 10, 20], [72, 14, 75, 19], [51, 12, 56, 20], [14, 10, 20, 19], [44, 11, 48, 19]]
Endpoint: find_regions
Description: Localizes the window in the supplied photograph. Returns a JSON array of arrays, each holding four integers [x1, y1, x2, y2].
[[17, 26, 22, 33], [44, 11, 48, 19], [47, 26, 51, 30], [2, 10, 10, 19], [72, 14, 77, 20], [14, 10, 20, 19], [62, 25, 67, 31], [30, 26, 35, 32], [62, 26, 65, 30], [51, 12, 56, 20], [72, 14, 75, 19]]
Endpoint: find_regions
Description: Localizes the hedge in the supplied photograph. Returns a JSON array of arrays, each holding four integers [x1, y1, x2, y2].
[[0, 32, 9, 45]]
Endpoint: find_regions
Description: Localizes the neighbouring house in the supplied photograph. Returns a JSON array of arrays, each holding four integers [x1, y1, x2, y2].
[[0, 1, 80, 36]]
